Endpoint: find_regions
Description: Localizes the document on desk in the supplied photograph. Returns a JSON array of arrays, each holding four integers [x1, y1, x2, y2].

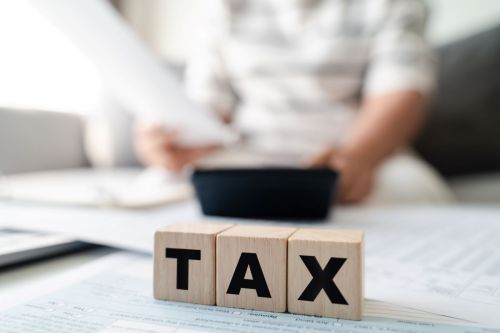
[[0, 168, 192, 209], [341, 207, 500, 327], [1, 204, 500, 326], [0, 252, 494, 333]]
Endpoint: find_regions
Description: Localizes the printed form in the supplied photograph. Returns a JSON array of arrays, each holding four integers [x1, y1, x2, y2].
[[1, 204, 500, 326], [0, 252, 495, 333], [336, 208, 500, 326]]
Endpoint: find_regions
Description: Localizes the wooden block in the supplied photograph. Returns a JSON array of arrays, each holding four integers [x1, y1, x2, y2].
[[154, 222, 233, 305], [216, 225, 296, 312], [287, 228, 364, 320]]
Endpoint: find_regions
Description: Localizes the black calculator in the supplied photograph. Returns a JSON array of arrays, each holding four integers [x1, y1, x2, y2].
[[191, 168, 338, 220]]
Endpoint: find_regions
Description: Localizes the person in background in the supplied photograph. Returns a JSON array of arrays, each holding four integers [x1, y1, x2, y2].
[[135, 0, 453, 205]]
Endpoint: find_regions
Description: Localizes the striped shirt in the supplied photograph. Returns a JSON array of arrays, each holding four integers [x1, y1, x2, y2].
[[185, 0, 435, 156]]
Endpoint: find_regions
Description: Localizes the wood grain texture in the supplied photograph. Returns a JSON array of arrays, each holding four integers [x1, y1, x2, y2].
[[287, 228, 364, 320], [154, 222, 233, 305], [216, 225, 296, 312]]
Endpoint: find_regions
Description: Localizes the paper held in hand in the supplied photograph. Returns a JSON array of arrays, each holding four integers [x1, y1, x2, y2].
[[28, 0, 237, 147]]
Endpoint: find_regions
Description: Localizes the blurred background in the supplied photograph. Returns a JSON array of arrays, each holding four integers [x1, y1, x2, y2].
[[0, 0, 499, 203]]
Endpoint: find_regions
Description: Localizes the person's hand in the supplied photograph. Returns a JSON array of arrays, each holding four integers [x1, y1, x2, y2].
[[307, 147, 377, 204], [134, 123, 218, 172]]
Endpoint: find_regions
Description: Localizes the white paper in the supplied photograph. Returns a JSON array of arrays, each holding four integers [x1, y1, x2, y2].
[[1, 203, 500, 326], [1, 252, 491, 333], [26, 0, 236, 146], [0, 168, 191, 209], [356, 209, 500, 326], [0, 201, 201, 253]]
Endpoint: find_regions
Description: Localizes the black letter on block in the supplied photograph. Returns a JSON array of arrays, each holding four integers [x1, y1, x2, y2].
[[298, 256, 348, 305], [165, 248, 201, 290], [226, 252, 271, 298]]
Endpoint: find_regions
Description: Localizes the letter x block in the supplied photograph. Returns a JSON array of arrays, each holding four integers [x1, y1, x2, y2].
[[154, 223, 233, 305], [287, 229, 364, 320], [216, 225, 296, 312]]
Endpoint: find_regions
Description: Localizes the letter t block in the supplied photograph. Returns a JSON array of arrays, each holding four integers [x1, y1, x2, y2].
[[154, 223, 233, 305], [288, 228, 364, 320]]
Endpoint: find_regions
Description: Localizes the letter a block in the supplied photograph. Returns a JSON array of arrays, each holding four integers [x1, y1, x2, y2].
[[216, 225, 296, 312], [287, 229, 364, 320], [154, 223, 233, 305]]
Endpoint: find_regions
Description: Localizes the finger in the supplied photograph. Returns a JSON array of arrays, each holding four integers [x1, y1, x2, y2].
[[135, 121, 177, 142], [341, 172, 373, 204], [335, 171, 352, 203], [163, 154, 186, 172], [175, 146, 218, 165], [136, 140, 179, 171], [306, 148, 336, 168], [160, 131, 180, 150], [160, 146, 218, 172], [172, 143, 218, 153], [135, 124, 178, 150], [146, 150, 185, 172]]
